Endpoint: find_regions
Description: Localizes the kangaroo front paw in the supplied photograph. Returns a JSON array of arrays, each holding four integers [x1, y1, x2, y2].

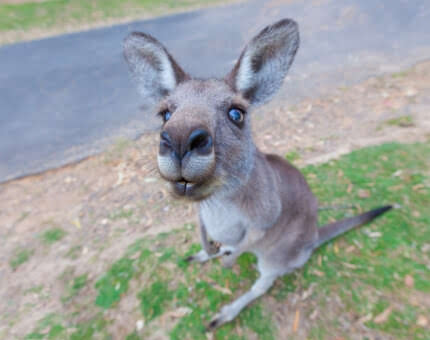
[[185, 249, 211, 263], [207, 240, 221, 255]]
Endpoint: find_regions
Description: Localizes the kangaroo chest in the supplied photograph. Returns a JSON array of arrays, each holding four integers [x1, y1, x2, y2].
[[199, 199, 248, 246]]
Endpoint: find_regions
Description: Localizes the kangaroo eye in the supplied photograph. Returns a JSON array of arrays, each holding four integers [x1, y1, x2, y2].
[[162, 110, 172, 122], [228, 108, 244, 124]]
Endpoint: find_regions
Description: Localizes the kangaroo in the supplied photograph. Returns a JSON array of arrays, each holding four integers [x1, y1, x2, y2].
[[123, 18, 392, 330]]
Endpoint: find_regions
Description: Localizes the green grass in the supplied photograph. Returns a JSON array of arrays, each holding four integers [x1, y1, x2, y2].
[[25, 313, 109, 340], [139, 281, 174, 321], [391, 71, 408, 78], [299, 142, 430, 338], [0, 0, 228, 35], [24, 285, 44, 295], [25, 142, 430, 339], [379, 115, 414, 129], [41, 227, 67, 244], [24, 314, 66, 340], [62, 274, 88, 303], [95, 257, 135, 308], [285, 150, 301, 163], [9, 247, 33, 270], [108, 207, 134, 221], [64, 245, 83, 259]]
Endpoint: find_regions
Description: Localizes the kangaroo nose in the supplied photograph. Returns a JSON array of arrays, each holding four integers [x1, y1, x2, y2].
[[186, 129, 212, 155], [159, 129, 213, 159], [160, 130, 176, 156]]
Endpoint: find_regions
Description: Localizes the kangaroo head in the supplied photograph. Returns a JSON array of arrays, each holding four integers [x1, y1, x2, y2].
[[124, 19, 299, 200]]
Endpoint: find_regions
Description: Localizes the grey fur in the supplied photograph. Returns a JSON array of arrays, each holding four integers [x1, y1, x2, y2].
[[226, 18, 300, 105], [123, 18, 392, 330]]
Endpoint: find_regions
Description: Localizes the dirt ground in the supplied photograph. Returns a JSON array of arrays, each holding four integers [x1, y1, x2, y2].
[[1, 61, 430, 339]]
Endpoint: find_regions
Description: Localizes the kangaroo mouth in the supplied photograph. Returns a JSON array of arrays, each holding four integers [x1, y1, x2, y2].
[[173, 179, 195, 196], [170, 177, 214, 200]]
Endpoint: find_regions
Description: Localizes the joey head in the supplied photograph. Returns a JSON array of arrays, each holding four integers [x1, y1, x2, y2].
[[123, 19, 392, 330]]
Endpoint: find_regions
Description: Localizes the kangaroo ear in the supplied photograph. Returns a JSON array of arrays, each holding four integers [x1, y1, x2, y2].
[[226, 19, 299, 106], [123, 32, 189, 103]]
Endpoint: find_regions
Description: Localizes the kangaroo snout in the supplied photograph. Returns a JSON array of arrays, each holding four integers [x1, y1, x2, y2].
[[160, 128, 213, 158], [157, 125, 215, 198]]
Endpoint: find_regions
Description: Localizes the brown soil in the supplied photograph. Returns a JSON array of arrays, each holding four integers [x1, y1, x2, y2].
[[1, 61, 429, 338]]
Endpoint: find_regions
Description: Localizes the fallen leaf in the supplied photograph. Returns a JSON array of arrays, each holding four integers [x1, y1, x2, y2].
[[333, 242, 339, 254], [72, 218, 81, 229], [404, 275, 414, 288], [368, 231, 382, 238], [301, 284, 315, 300], [136, 320, 144, 331], [374, 306, 393, 324], [345, 245, 355, 253], [358, 189, 371, 198], [421, 244, 430, 252], [167, 307, 192, 318], [64, 176, 76, 183], [347, 183, 353, 193], [412, 211, 421, 218], [212, 284, 232, 295], [293, 309, 300, 332], [353, 240, 363, 249], [404, 88, 417, 97], [392, 170, 403, 177], [413, 184, 425, 191], [130, 252, 140, 260], [312, 269, 324, 277], [162, 262, 176, 271], [116, 172, 124, 186], [358, 313, 373, 324], [309, 309, 318, 320], [342, 262, 357, 269], [204, 279, 232, 295], [388, 184, 404, 192], [236, 325, 244, 337], [417, 315, 428, 327]]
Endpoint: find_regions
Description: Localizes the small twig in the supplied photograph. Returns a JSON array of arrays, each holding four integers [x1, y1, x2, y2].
[[293, 309, 300, 332]]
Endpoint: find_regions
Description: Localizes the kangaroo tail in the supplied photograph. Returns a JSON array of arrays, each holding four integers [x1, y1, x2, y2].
[[314, 205, 392, 249]]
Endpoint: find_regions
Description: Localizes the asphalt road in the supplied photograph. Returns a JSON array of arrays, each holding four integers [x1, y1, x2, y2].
[[1, 0, 429, 182]]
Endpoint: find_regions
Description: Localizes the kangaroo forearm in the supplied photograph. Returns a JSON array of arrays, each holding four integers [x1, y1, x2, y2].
[[199, 220, 220, 255]]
